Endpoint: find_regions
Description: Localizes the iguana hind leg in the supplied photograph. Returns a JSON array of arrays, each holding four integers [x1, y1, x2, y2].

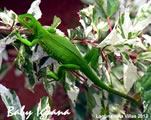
[[47, 64, 80, 81], [46, 27, 56, 33]]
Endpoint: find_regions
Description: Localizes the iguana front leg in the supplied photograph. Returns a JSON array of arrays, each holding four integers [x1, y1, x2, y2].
[[16, 32, 38, 47], [46, 27, 56, 34], [47, 64, 80, 81]]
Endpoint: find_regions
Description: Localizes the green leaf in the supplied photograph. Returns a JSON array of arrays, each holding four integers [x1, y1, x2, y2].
[[87, 87, 102, 119], [31, 45, 47, 62], [110, 72, 126, 94], [133, 0, 151, 33], [75, 27, 85, 39], [80, 0, 95, 4], [92, 6, 108, 31], [80, 5, 108, 39], [27, 0, 42, 20], [0, 8, 17, 26], [97, 8, 146, 55], [76, 43, 88, 54], [122, 53, 138, 93], [143, 34, 151, 47], [67, 29, 75, 40], [66, 72, 79, 106], [0, 31, 17, 69], [136, 65, 151, 117], [0, 64, 12, 80], [28, 97, 51, 120], [23, 57, 36, 89], [0, 84, 25, 120], [123, 62, 138, 93], [107, 0, 120, 17], [137, 52, 151, 62], [14, 45, 25, 69], [74, 90, 87, 120], [111, 65, 123, 80], [43, 78, 56, 96], [94, 0, 107, 18], [94, 0, 120, 17], [94, 3, 107, 19], [14, 45, 36, 89]]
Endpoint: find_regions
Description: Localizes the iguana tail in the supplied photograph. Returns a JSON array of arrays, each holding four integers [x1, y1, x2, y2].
[[80, 64, 141, 106]]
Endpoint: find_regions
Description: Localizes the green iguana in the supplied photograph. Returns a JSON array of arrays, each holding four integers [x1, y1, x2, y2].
[[15, 14, 140, 106]]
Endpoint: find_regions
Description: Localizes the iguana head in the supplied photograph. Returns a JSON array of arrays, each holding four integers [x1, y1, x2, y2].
[[18, 14, 40, 33]]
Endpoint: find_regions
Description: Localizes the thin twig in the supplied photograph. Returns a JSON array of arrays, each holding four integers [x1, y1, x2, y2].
[[71, 71, 85, 82], [107, 16, 112, 32], [73, 71, 88, 81], [101, 50, 110, 72], [71, 39, 98, 46], [72, 71, 103, 91]]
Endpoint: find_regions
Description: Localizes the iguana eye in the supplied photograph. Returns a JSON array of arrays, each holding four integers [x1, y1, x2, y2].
[[24, 17, 31, 22]]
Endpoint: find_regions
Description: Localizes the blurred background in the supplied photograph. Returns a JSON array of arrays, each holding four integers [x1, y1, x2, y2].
[[0, 0, 83, 120]]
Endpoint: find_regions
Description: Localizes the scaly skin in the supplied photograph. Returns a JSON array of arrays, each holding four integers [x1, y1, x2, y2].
[[17, 14, 140, 106]]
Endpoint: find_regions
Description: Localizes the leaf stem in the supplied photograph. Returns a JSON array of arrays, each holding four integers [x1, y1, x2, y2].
[[107, 16, 112, 32], [101, 49, 110, 71], [73, 71, 88, 81], [71, 71, 85, 82]]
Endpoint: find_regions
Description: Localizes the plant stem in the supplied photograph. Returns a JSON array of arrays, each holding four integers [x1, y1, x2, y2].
[[73, 71, 88, 81], [71, 71, 85, 82], [107, 16, 112, 32], [101, 50, 110, 71]]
